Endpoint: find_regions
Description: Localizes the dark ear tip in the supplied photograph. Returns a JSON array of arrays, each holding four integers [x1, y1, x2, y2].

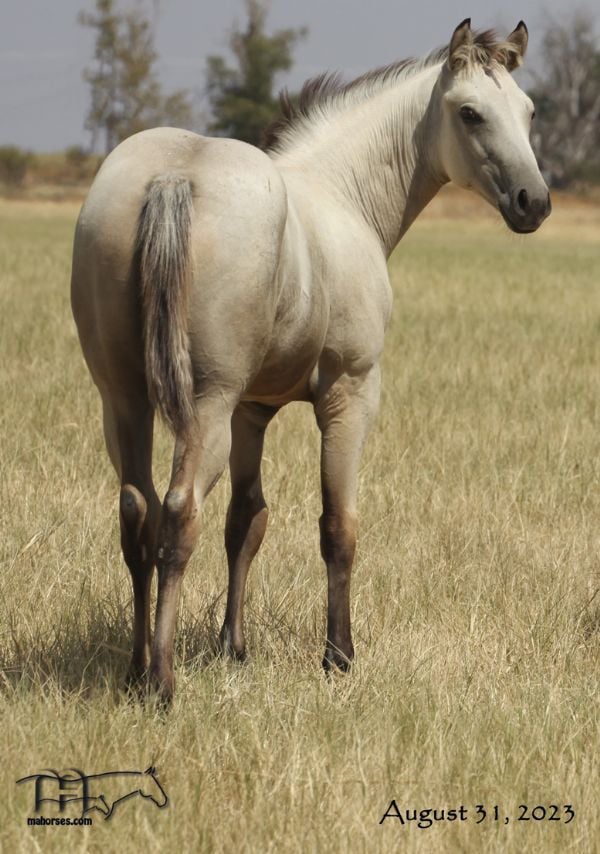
[[458, 17, 472, 29], [517, 20, 528, 33]]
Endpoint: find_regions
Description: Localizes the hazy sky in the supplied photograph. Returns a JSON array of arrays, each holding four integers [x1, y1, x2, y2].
[[1, 0, 573, 151]]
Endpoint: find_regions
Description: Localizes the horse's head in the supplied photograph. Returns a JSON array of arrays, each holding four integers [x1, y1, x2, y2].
[[436, 19, 550, 233], [142, 766, 168, 808]]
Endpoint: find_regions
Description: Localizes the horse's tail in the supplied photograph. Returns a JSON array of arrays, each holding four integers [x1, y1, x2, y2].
[[136, 173, 195, 433]]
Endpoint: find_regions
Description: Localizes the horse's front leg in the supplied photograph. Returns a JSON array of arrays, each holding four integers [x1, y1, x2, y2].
[[313, 366, 381, 672]]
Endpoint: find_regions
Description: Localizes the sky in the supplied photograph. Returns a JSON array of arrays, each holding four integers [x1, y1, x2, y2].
[[0, 0, 578, 152]]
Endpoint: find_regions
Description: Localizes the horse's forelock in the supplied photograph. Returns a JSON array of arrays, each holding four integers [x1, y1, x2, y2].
[[452, 29, 524, 72]]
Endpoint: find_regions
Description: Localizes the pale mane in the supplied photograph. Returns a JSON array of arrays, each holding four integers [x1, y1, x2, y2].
[[263, 29, 521, 154]]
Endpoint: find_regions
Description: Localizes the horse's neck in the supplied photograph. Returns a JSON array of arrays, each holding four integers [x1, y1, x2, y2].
[[277, 65, 445, 257]]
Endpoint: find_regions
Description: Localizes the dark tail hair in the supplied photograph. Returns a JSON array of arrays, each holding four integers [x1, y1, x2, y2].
[[136, 173, 195, 433]]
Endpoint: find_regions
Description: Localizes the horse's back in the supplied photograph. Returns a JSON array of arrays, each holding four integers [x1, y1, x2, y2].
[[75, 127, 285, 236]]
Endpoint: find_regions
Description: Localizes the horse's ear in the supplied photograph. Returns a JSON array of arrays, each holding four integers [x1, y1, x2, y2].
[[448, 18, 473, 71], [505, 21, 528, 71], [144, 766, 156, 775]]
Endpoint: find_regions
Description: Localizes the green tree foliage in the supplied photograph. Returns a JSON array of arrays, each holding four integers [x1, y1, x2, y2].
[[80, 0, 193, 154], [206, 0, 307, 146], [529, 12, 600, 186], [0, 146, 33, 187]]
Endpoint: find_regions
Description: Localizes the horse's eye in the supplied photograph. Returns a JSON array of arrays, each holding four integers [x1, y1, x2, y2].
[[531, 110, 536, 121], [459, 106, 482, 124]]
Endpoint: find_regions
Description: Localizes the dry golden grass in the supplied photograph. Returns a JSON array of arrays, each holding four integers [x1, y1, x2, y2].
[[1, 190, 599, 853]]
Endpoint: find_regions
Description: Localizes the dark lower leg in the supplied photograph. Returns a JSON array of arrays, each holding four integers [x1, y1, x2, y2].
[[149, 485, 200, 702], [108, 401, 159, 686], [219, 497, 268, 659], [320, 507, 357, 671], [217, 403, 275, 661], [120, 485, 160, 683]]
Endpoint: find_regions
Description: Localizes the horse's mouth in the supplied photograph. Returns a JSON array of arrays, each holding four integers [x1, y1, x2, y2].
[[498, 204, 540, 234]]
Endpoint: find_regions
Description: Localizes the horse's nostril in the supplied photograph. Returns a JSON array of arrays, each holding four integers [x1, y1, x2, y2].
[[517, 188, 529, 213]]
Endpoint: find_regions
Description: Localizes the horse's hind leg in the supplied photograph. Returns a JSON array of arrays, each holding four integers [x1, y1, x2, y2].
[[102, 395, 160, 685], [314, 367, 381, 672], [219, 402, 278, 660], [150, 394, 236, 703]]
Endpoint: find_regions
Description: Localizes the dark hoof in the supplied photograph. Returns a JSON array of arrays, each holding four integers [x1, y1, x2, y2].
[[124, 654, 150, 699], [125, 656, 148, 683], [148, 666, 175, 707], [124, 670, 147, 699], [322, 646, 354, 675], [217, 628, 247, 663]]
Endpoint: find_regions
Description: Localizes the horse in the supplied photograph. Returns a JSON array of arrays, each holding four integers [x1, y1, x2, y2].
[[70, 19, 550, 703]]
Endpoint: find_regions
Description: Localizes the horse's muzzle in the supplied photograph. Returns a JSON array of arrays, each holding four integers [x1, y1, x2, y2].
[[499, 189, 552, 234]]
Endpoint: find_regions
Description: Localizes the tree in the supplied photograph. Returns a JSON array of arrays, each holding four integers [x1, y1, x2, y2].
[[206, 0, 307, 146], [0, 146, 33, 188], [80, 0, 193, 154], [529, 12, 600, 186]]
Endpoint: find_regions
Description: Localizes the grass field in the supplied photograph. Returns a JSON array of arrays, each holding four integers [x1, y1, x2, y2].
[[1, 190, 599, 853]]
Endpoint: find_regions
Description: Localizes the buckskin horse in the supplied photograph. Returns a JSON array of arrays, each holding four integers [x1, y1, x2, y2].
[[71, 20, 550, 702]]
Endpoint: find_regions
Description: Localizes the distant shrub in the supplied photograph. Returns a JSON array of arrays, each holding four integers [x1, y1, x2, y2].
[[65, 145, 88, 176], [64, 145, 101, 183], [29, 147, 101, 188], [0, 145, 33, 187]]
